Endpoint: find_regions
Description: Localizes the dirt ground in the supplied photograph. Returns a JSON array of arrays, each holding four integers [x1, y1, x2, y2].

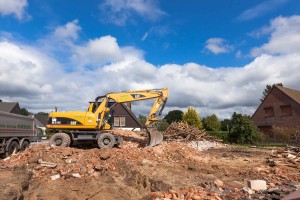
[[0, 130, 299, 200]]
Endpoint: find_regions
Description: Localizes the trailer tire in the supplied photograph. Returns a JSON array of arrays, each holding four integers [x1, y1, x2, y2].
[[97, 133, 115, 149], [20, 140, 30, 151], [6, 141, 19, 157], [49, 132, 71, 147]]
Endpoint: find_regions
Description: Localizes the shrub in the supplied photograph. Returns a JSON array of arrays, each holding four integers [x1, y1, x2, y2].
[[273, 126, 300, 144], [163, 110, 183, 124], [220, 119, 230, 131], [182, 107, 202, 129], [228, 112, 262, 144], [204, 114, 221, 131]]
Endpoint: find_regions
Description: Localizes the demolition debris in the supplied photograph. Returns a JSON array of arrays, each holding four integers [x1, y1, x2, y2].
[[0, 130, 299, 200]]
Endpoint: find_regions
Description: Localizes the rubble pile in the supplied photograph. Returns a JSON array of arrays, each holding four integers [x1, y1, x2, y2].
[[267, 146, 300, 169], [0, 130, 299, 199], [0, 144, 157, 181], [0, 139, 203, 182], [150, 181, 295, 200], [164, 122, 207, 141], [164, 122, 225, 151]]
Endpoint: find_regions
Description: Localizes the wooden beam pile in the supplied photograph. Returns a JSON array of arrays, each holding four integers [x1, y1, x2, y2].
[[164, 122, 207, 141], [267, 146, 300, 169]]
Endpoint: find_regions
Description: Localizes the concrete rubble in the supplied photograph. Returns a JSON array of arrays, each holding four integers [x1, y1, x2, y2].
[[248, 180, 267, 191], [0, 129, 299, 200], [267, 146, 300, 169], [188, 140, 225, 151]]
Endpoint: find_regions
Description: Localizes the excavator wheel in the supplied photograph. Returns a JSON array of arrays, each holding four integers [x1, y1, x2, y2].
[[146, 124, 164, 147], [97, 132, 116, 149], [49, 132, 71, 147]]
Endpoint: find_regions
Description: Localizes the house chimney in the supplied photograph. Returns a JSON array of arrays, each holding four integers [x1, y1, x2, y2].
[[126, 102, 131, 110]]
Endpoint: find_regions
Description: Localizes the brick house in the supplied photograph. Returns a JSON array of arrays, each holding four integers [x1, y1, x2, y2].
[[108, 103, 143, 131], [252, 85, 300, 140]]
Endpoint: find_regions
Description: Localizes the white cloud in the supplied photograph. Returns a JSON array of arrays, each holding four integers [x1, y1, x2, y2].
[[0, 41, 56, 97], [236, 0, 289, 21], [204, 38, 233, 54], [1, 17, 300, 120], [248, 25, 273, 38], [235, 50, 242, 58], [251, 16, 300, 57], [53, 19, 81, 41], [71, 36, 143, 68], [41, 20, 144, 69], [141, 25, 172, 41], [251, 15, 300, 56], [99, 0, 166, 26], [0, 40, 100, 112], [0, 0, 28, 20], [141, 32, 148, 41]]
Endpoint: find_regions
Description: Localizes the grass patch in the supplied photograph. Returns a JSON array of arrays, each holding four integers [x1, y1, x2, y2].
[[257, 143, 288, 147]]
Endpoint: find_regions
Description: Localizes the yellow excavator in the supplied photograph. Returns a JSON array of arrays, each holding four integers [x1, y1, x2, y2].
[[47, 88, 168, 148]]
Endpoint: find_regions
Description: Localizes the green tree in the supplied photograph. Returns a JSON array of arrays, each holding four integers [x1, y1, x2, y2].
[[163, 110, 183, 124], [138, 115, 147, 127], [20, 108, 31, 116], [204, 114, 220, 131], [155, 119, 169, 132], [260, 83, 283, 102], [228, 112, 262, 144], [37, 112, 49, 115], [182, 107, 202, 129], [220, 119, 231, 131]]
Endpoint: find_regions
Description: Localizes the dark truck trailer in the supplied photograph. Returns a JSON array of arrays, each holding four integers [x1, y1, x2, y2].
[[0, 111, 44, 158]]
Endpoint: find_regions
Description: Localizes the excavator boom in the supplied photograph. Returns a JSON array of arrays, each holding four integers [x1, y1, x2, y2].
[[94, 88, 168, 147]]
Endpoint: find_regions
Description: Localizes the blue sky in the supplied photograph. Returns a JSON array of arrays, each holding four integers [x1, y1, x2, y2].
[[2, 0, 299, 66], [1, 0, 300, 119]]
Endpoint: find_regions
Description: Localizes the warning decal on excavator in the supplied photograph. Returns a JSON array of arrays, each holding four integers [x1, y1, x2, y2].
[[130, 94, 146, 99]]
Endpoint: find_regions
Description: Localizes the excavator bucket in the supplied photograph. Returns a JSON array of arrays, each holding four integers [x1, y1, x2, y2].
[[146, 124, 163, 147]]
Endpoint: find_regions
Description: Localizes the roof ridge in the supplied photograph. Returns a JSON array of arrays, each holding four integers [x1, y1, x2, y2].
[[276, 85, 300, 105]]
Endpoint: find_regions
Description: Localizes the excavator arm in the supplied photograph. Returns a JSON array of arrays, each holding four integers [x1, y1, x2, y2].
[[93, 88, 168, 146]]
